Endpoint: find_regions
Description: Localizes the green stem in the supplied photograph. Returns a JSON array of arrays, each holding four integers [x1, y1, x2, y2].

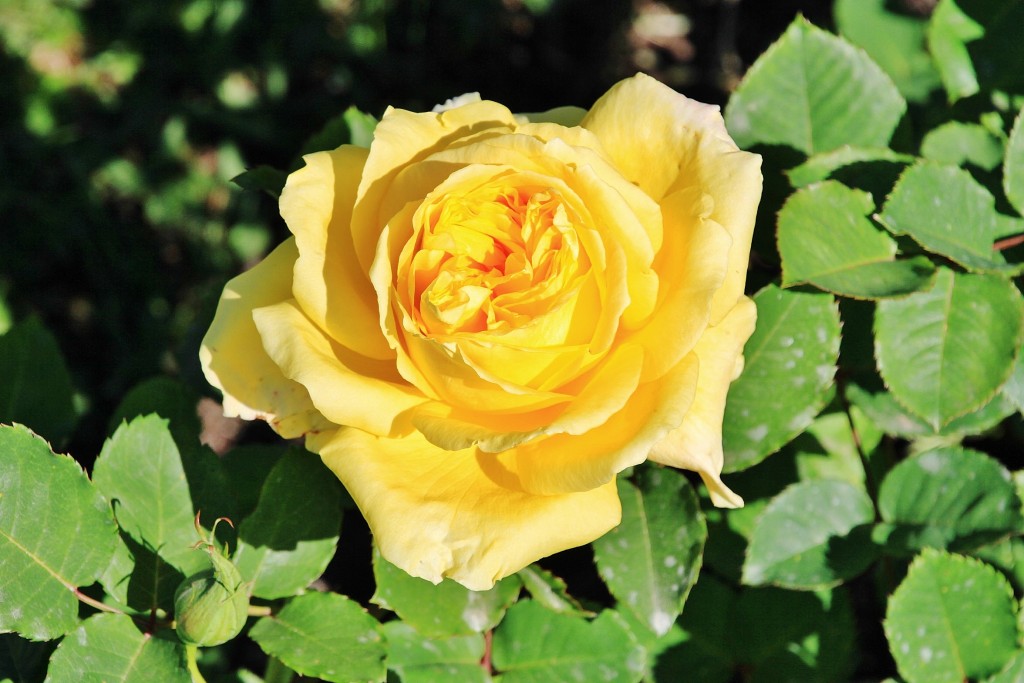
[[186, 644, 207, 683], [248, 604, 273, 617], [74, 588, 125, 616]]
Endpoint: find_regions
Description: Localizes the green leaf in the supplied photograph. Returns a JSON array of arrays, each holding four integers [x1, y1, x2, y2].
[[299, 106, 378, 157], [92, 415, 208, 612], [922, 121, 1004, 170], [742, 480, 876, 590], [108, 379, 237, 533], [874, 268, 1024, 428], [878, 163, 1024, 274], [786, 146, 913, 188], [927, 0, 1024, 102], [249, 592, 386, 683], [0, 318, 77, 444], [834, 0, 940, 101], [517, 566, 592, 617], [383, 622, 488, 683], [232, 166, 286, 198], [1005, 108, 1024, 216], [876, 447, 1023, 554], [791, 409, 881, 486], [0, 425, 118, 640], [722, 285, 841, 471], [343, 106, 379, 148], [927, 0, 985, 101], [108, 377, 201, 451], [233, 448, 341, 599], [848, 383, 1016, 439], [372, 551, 520, 638], [491, 602, 645, 683], [974, 537, 1024, 593], [885, 550, 1019, 683], [592, 468, 705, 637], [778, 181, 935, 298], [986, 649, 1024, 683], [44, 614, 188, 683], [724, 17, 906, 155]]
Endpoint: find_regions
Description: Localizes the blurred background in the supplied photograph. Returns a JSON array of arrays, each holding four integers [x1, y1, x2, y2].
[[0, 0, 840, 459]]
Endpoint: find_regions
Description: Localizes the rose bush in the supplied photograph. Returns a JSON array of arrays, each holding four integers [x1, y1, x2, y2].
[[201, 73, 761, 590]]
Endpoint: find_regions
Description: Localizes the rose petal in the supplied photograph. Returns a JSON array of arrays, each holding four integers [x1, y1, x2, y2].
[[411, 343, 644, 452], [581, 73, 761, 324], [352, 101, 521, 272], [252, 299, 427, 437], [581, 72, 732, 201], [282, 146, 394, 360], [200, 238, 331, 438], [648, 296, 757, 508], [630, 187, 732, 383], [511, 348, 701, 495], [312, 428, 621, 590]]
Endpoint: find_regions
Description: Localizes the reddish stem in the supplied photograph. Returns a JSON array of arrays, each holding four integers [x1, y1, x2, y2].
[[481, 629, 493, 674], [994, 234, 1024, 251]]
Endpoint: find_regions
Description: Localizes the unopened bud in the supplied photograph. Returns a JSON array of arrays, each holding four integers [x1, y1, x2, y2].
[[174, 532, 248, 646]]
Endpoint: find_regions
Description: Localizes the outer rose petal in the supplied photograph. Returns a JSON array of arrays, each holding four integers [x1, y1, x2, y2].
[[282, 146, 392, 361], [252, 300, 427, 437], [311, 428, 621, 590], [200, 238, 331, 438], [648, 296, 757, 507], [581, 73, 762, 324]]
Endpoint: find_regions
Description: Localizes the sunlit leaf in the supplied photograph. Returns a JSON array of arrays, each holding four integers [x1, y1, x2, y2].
[[1005, 107, 1024, 217], [743, 480, 876, 590], [491, 602, 645, 683], [834, 0, 940, 101], [885, 550, 1018, 683], [249, 592, 386, 683], [878, 163, 1024, 274], [874, 268, 1023, 428], [0, 425, 118, 640], [725, 17, 905, 155], [592, 468, 705, 637], [921, 121, 1003, 170], [876, 447, 1023, 554], [778, 181, 934, 298], [372, 551, 520, 638], [45, 614, 188, 682], [383, 622, 488, 683], [722, 286, 841, 471], [233, 448, 341, 599]]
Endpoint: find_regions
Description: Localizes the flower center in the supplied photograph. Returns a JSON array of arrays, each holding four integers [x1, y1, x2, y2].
[[407, 178, 589, 338]]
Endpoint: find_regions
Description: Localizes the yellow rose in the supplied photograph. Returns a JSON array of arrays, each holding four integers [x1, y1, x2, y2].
[[201, 73, 761, 590]]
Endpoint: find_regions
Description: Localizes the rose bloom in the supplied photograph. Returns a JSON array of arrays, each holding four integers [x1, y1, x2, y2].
[[201, 74, 761, 590]]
